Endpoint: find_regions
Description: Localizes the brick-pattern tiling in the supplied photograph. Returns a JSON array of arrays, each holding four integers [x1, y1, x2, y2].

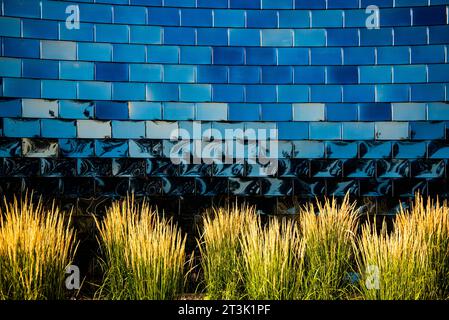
[[1, 0, 449, 201]]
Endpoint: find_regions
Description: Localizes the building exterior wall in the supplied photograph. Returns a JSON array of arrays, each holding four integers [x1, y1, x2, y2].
[[0, 0, 449, 202]]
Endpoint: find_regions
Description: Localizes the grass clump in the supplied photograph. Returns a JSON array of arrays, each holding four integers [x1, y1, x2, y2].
[[95, 196, 186, 300], [299, 194, 359, 299], [0, 194, 76, 300], [241, 217, 305, 300], [198, 204, 257, 300]]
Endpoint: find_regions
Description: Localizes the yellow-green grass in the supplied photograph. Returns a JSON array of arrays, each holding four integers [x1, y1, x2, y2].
[[95, 196, 186, 300], [197, 204, 257, 300], [299, 194, 359, 299], [241, 217, 305, 300], [0, 194, 76, 300]]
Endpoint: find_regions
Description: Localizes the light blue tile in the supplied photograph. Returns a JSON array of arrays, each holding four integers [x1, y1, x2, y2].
[[295, 29, 326, 46], [78, 43, 112, 62], [293, 141, 325, 159], [146, 83, 178, 101], [129, 102, 162, 120], [130, 26, 162, 44], [164, 65, 196, 83], [147, 46, 179, 63], [163, 103, 195, 120], [196, 103, 228, 121], [113, 44, 146, 63], [179, 84, 211, 102], [394, 65, 427, 83], [78, 82, 112, 100], [113, 82, 146, 101], [343, 122, 375, 140], [59, 101, 94, 119], [112, 121, 146, 139], [42, 80, 77, 99], [375, 122, 409, 140], [293, 104, 325, 121], [77, 120, 111, 139], [41, 40, 77, 60], [3, 118, 40, 138], [214, 9, 245, 27], [22, 99, 58, 118], [60, 61, 94, 81], [262, 29, 294, 47], [310, 123, 342, 140], [129, 64, 162, 82], [392, 103, 426, 121], [95, 24, 129, 43], [146, 121, 178, 139]]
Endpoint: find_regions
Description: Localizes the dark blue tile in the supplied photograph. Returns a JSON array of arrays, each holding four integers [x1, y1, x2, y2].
[[380, 8, 411, 27], [294, 67, 325, 84], [229, 103, 260, 121], [377, 47, 410, 64], [344, 47, 376, 65], [327, 66, 358, 84], [198, 66, 228, 84], [3, 38, 40, 58], [164, 27, 195, 45], [213, 47, 245, 65], [247, 10, 277, 27], [278, 48, 309, 65], [413, 6, 446, 26], [327, 29, 359, 46], [311, 85, 342, 103], [230, 0, 261, 9], [181, 9, 213, 27], [311, 48, 342, 65], [295, 0, 325, 8], [0, 99, 21, 117], [359, 103, 391, 121], [429, 26, 449, 44], [262, 67, 293, 84], [278, 122, 308, 140], [148, 8, 180, 26], [230, 66, 260, 84], [246, 85, 277, 103], [95, 102, 128, 120], [261, 104, 293, 121], [197, 28, 228, 46], [246, 48, 277, 65], [395, 27, 427, 45], [213, 85, 245, 102], [327, 0, 358, 8], [326, 104, 358, 121], [360, 28, 393, 45], [23, 59, 58, 79], [411, 45, 445, 63], [96, 63, 128, 82], [23, 19, 58, 39], [411, 84, 445, 102]]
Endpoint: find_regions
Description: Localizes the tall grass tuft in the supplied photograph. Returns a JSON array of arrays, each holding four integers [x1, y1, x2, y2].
[[241, 217, 305, 300], [95, 196, 186, 300], [299, 194, 359, 299], [395, 194, 449, 299], [0, 194, 76, 300], [356, 218, 435, 300], [198, 204, 257, 300]]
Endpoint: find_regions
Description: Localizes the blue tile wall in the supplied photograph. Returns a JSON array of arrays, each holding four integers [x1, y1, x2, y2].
[[0, 1, 448, 200]]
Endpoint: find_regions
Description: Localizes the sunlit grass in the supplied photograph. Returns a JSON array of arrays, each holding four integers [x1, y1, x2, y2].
[[0, 193, 76, 300], [95, 196, 186, 300]]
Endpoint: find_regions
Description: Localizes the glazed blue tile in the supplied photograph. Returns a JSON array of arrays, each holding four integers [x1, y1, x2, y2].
[[295, 0, 325, 9], [246, 48, 277, 66], [410, 122, 445, 140], [411, 46, 445, 64], [396, 0, 427, 5], [112, 121, 146, 139], [23, 19, 58, 40], [377, 47, 410, 65], [0, 99, 21, 117], [393, 142, 427, 159], [78, 82, 112, 100], [293, 141, 325, 159], [262, 67, 293, 84], [262, 30, 294, 47], [246, 10, 276, 28], [326, 142, 358, 159], [23, 59, 58, 79], [344, 9, 368, 27], [376, 85, 409, 103], [413, 6, 446, 26], [343, 123, 375, 140], [261, 104, 293, 121], [3, 78, 40, 98], [392, 103, 426, 121], [147, 46, 179, 63], [3, 38, 40, 59], [361, 0, 393, 7], [113, 44, 146, 63], [197, 0, 227, 7], [179, 84, 211, 102], [59, 139, 94, 158], [164, 65, 195, 83], [327, 29, 359, 47], [41, 120, 77, 139], [3, 0, 40, 18], [229, 67, 260, 84], [327, 66, 358, 85], [342, 85, 375, 106], [78, 3, 112, 23], [278, 122, 308, 140], [411, 84, 445, 102], [148, 7, 180, 26], [310, 123, 342, 140], [213, 85, 245, 102], [328, 0, 358, 8], [165, 0, 195, 6], [164, 27, 196, 45], [278, 48, 309, 65], [293, 104, 325, 121], [294, 67, 325, 84], [0, 58, 21, 77], [278, 11, 309, 28], [246, 85, 277, 103], [230, 0, 260, 9], [229, 104, 260, 121], [214, 9, 245, 27], [295, 30, 326, 47], [198, 66, 228, 84], [3, 118, 40, 138], [394, 65, 427, 84], [360, 66, 392, 84], [113, 83, 146, 101], [78, 43, 113, 62], [96, 63, 128, 82], [359, 103, 391, 121], [181, 9, 212, 27], [130, 26, 162, 44], [197, 29, 228, 46], [128, 102, 162, 120], [428, 103, 449, 121], [60, 61, 94, 81], [42, 80, 77, 100], [344, 47, 375, 65], [163, 103, 195, 120], [146, 84, 178, 102], [96, 101, 128, 120], [395, 27, 427, 45], [311, 48, 342, 65], [380, 8, 411, 27], [59, 101, 94, 119], [278, 86, 309, 103], [262, 0, 293, 8], [230, 29, 261, 46], [360, 29, 393, 45], [180, 47, 212, 64], [326, 104, 358, 121], [114, 5, 146, 24], [129, 64, 162, 82], [428, 64, 449, 82], [95, 24, 129, 43], [311, 86, 342, 103], [429, 26, 449, 44], [311, 10, 343, 28]]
